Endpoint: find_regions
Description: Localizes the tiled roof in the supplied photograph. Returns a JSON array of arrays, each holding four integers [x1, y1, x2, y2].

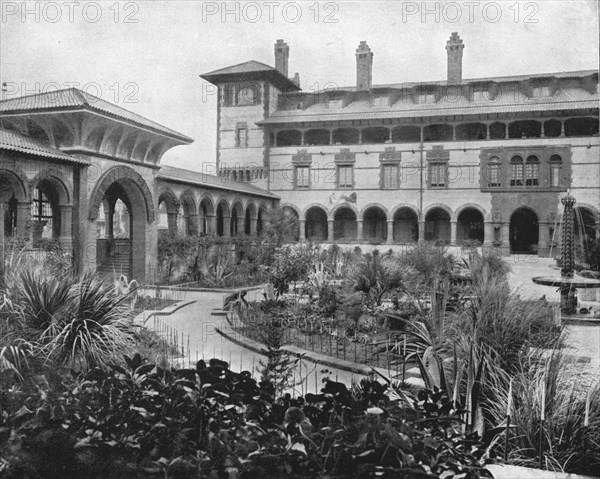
[[0, 88, 193, 143], [157, 165, 278, 199], [200, 60, 301, 92], [202, 60, 279, 76], [0, 128, 89, 164], [259, 75, 599, 125]]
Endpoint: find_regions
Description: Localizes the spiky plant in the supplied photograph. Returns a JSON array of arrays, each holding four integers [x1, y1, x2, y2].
[[44, 273, 136, 370]]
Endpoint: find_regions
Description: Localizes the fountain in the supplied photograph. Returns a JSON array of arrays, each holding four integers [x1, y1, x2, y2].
[[533, 194, 600, 315]]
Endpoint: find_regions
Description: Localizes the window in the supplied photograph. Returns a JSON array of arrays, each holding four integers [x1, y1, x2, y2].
[[337, 165, 353, 189], [237, 86, 255, 106], [295, 166, 310, 189], [429, 163, 447, 188], [381, 164, 399, 189], [31, 187, 54, 240], [486, 157, 501, 187], [510, 156, 523, 186], [418, 92, 435, 104], [525, 155, 539, 186], [223, 83, 260, 106], [550, 155, 562, 187], [236, 126, 248, 147]]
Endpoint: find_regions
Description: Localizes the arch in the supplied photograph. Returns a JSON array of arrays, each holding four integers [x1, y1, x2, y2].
[[392, 125, 421, 143], [332, 128, 359, 145], [30, 168, 72, 204], [330, 202, 359, 221], [510, 207, 539, 254], [26, 118, 51, 145], [333, 206, 357, 241], [305, 205, 328, 241], [362, 126, 389, 144], [198, 196, 215, 235], [276, 130, 302, 147], [424, 203, 453, 218], [281, 206, 300, 241], [425, 207, 451, 243], [52, 118, 75, 148], [305, 129, 330, 146], [456, 207, 484, 245], [84, 125, 106, 151], [508, 120, 541, 139], [362, 205, 388, 242], [116, 131, 137, 159], [230, 200, 244, 236], [0, 167, 30, 202], [455, 123, 487, 141], [216, 199, 231, 237], [452, 203, 487, 222], [0, 167, 30, 239], [89, 166, 155, 223], [393, 206, 419, 243], [423, 124, 453, 142], [564, 117, 599, 137], [180, 190, 198, 236]]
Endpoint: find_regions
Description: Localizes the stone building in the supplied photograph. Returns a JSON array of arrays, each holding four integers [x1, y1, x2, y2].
[[0, 89, 277, 281], [201, 33, 600, 257]]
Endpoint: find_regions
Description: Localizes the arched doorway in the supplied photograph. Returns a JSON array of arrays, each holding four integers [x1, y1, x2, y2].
[[198, 198, 214, 235], [510, 207, 539, 254], [333, 207, 357, 241], [305, 206, 328, 241], [0, 170, 28, 240], [425, 207, 450, 243], [363, 206, 387, 242], [393, 207, 418, 243], [90, 166, 154, 281], [457, 208, 484, 245]]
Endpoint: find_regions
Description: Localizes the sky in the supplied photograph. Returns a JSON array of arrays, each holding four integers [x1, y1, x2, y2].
[[1, 0, 598, 172]]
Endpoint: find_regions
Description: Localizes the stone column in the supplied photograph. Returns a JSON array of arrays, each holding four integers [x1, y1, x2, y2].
[[250, 217, 258, 236], [236, 216, 244, 236], [187, 213, 199, 236], [59, 204, 73, 248], [207, 214, 217, 235], [327, 219, 334, 242], [16, 201, 30, 239], [299, 219, 306, 241], [450, 221, 458, 246], [386, 220, 394, 244], [538, 221, 549, 257], [356, 220, 363, 242], [105, 205, 114, 240], [501, 222, 511, 255], [483, 221, 494, 246], [560, 120, 565, 138], [358, 129, 362, 144], [418, 220, 425, 242], [329, 130, 333, 145], [301, 130, 306, 146], [222, 215, 231, 237], [485, 123, 490, 140], [167, 212, 178, 235], [0, 204, 5, 242]]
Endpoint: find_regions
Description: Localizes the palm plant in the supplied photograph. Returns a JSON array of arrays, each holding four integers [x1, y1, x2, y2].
[[263, 206, 300, 246]]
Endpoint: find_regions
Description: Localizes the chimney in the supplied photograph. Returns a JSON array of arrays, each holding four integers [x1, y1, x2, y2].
[[355, 41, 373, 91], [446, 32, 464, 84], [274, 39, 289, 77], [292, 72, 300, 88]]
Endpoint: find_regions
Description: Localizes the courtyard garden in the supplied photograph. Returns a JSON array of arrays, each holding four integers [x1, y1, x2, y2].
[[0, 233, 599, 478]]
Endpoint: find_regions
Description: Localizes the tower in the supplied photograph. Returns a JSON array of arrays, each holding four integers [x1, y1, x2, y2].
[[356, 41, 373, 91], [446, 32, 464, 84], [275, 39, 289, 77]]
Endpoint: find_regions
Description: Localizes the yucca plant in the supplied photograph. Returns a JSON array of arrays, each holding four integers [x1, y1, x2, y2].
[[44, 274, 136, 370]]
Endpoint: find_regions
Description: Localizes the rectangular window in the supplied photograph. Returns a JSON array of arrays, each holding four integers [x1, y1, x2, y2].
[[337, 165, 353, 189], [295, 166, 310, 189], [223, 84, 235, 106], [236, 127, 248, 147], [525, 162, 539, 186], [429, 163, 447, 187], [487, 163, 501, 187], [550, 165, 561, 187], [510, 163, 523, 186], [382, 164, 399, 189]]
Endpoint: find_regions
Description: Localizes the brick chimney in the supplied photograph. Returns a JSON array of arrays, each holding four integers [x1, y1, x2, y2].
[[292, 72, 300, 88], [274, 39, 289, 77], [446, 32, 464, 84], [356, 41, 373, 91]]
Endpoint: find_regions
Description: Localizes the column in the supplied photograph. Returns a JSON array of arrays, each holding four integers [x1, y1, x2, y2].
[[560, 120, 565, 138], [386, 220, 394, 245], [329, 130, 333, 145], [59, 204, 73, 248], [187, 213, 199, 236], [236, 216, 244, 236], [207, 214, 217, 235], [418, 220, 425, 242], [451, 125, 456, 141], [450, 221, 458, 246], [327, 219, 334, 242], [483, 221, 494, 246], [16, 201, 30, 239], [299, 219, 306, 241], [0, 204, 5, 242], [356, 220, 363, 242], [540, 121, 545, 138], [222, 215, 231, 237], [485, 123, 490, 140], [501, 222, 511, 255], [105, 206, 114, 240], [167, 212, 178, 235], [358, 129, 362, 144], [301, 130, 306, 146], [538, 221, 549, 257], [505, 124, 510, 139], [250, 217, 258, 236]]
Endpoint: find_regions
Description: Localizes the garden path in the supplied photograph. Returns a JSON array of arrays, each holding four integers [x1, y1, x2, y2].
[[146, 290, 375, 395]]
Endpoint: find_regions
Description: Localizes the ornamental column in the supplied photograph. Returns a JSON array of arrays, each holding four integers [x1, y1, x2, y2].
[[59, 204, 73, 248], [327, 219, 334, 242], [418, 220, 425, 242], [222, 215, 231, 237], [356, 220, 363, 242], [386, 220, 394, 244], [250, 217, 258, 236]]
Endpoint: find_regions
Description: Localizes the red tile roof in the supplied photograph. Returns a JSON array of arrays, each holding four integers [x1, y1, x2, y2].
[[0, 88, 193, 143], [0, 128, 89, 164]]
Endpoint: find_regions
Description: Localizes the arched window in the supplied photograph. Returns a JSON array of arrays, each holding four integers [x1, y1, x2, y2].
[[525, 155, 539, 186], [31, 186, 56, 241], [510, 155, 523, 186], [237, 86, 255, 106], [486, 156, 501, 187], [549, 154, 562, 187]]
